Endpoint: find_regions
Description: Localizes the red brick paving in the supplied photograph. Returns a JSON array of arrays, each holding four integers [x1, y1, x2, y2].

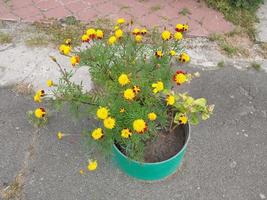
[[0, 0, 234, 36]]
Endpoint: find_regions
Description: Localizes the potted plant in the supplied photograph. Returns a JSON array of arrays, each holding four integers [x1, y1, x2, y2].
[[28, 18, 214, 181]]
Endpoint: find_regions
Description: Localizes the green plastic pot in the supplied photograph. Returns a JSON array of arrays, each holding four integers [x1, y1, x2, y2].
[[112, 124, 190, 181]]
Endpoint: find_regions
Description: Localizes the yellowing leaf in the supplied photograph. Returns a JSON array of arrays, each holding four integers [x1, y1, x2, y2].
[[194, 98, 207, 107], [202, 113, 210, 120], [185, 96, 194, 105]]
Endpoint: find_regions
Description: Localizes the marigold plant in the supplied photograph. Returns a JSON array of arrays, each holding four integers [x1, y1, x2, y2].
[[29, 19, 214, 166]]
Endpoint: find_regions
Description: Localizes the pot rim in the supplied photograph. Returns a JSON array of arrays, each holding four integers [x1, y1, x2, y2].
[[113, 123, 190, 165]]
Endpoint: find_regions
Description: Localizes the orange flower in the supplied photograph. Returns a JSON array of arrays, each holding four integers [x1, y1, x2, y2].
[[155, 50, 163, 58], [82, 34, 89, 42], [70, 56, 80, 66], [132, 28, 140, 35], [173, 70, 187, 85], [133, 85, 140, 94], [133, 119, 147, 134]]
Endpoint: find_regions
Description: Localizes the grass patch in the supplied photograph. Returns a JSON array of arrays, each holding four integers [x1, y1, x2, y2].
[[179, 8, 191, 16], [208, 33, 249, 57], [3, 0, 12, 8], [1, 175, 23, 200], [217, 61, 225, 68], [250, 62, 261, 71], [220, 42, 238, 56], [25, 35, 49, 47], [150, 4, 161, 12], [0, 31, 12, 44], [259, 42, 267, 58], [29, 18, 86, 47], [120, 5, 131, 10], [205, 0, 263, 41], [24, 17, 116, 47]]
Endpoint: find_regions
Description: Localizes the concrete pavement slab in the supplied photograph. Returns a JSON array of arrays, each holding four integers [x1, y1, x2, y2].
[[0, 88, 35, 188], [0, 67, 265, 199]]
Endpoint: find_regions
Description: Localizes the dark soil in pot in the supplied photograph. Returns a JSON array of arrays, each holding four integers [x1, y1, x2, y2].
[[144, 125, 186, 163], [115, 125, 186, 163]]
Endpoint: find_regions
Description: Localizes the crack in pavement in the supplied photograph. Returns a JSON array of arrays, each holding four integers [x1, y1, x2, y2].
[[0, 129, 39, 200]]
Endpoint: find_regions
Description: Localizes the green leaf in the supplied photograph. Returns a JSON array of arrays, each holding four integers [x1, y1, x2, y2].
[[185, 96, 194, 106], [194, 98, 207, 107], [174, 112, 180, 124], [189, 113, 199, 125]]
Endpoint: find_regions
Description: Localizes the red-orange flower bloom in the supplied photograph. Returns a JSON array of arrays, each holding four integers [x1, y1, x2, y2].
[[173, 70, 187, 85]]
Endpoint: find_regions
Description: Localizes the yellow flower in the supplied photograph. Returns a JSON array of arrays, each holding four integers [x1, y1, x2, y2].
[[103, 117, 116, 129], [148, 112, 157, 121], [135, 35, 142, 42], [161, 30, 171, 41], [178, 52, 190, 63], [65, 39, 71, 45], [79, 169, 84, 174], [166, 95, 175, 105], [123, 88, 135, 100], [34, 94, 41, 103], [132, 28, 140, 35], [70, 56, 80, 66], [179, 114, 188, 124], [36, 89, 45, 97], [87, 160, 97, 171], [155, 50, 163, 58], [96, 106, 109, 120], [141, 28, 147, 35], [82, 34, 89, 42], [118, 74, 130, 86], [176, 24, 184, 31], [114, 26, 119, 30], [121, 128, 132, 138], [152, 81, 164, 93], [108, 36, 117, 45], [173, 72, 187, 85], [183, 24, 189, 31], [57, 131, 63, 140], [91, 128, 103, 140], [175, 24, 188, 32], [174, 32, 183, 41], [86, 28, 96, 38], [96, 29, 104, 39], [34, 108, 46, 118], [133, 85, 140, 94], [120, 108, 126, 113], [169, 50, 176, 56], [34, 89, 45, 102], [133, 119, 147, 134], [46, 80, 53, 87], [117, 18, 125, 24], [115, 29, 123, 39], [59, 44, 71, 55]]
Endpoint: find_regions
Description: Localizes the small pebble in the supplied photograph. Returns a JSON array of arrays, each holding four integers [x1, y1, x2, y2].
[[197, 186, 200, 190], [242, 129, 245, 132], [244, 133, 248, 137], [236, 132, 239, 135], [260, 193, 266, 199], [230, 160, 237, 168]]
